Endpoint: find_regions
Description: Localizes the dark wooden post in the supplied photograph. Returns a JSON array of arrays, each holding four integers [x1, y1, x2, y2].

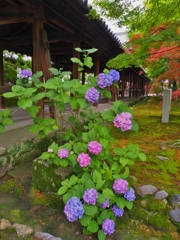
[[133, 74, 136, 97], [129, 72, 132, 98], [0, 43, 5, 108], [137, 76, 139, 97], [120, 70, 125, 99], [81, 70, 85, 85], [33, 18, 44, 118], [72, 41, 80, 79]]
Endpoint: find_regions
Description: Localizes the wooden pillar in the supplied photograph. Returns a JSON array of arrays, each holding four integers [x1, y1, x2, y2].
[[81, 70, 85, 85], [93, 51, 100, 107], [0, 43, 5, 108], [121, 76, 124, 99], [129, 72, 132, 98], [134, 76, 136, 97], [137, 76, 141, 97], [72, 41, 80, 79], [33, 18, 44, 118], [142, 79, 145, 96], [119, 70, 124, 99]]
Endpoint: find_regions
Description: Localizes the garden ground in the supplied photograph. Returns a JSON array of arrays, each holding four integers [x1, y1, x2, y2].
[[0, 96, 180, 240]]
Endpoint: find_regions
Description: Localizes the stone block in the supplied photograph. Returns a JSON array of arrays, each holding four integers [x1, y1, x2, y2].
[[32, 159, 72, 193]]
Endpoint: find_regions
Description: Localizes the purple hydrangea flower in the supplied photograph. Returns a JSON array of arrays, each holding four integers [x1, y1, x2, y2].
[[85, 87, 99, 103], [88, 141, 102, 155], [57, 148, 69, 158], [83, 188, 98, 205], [19, 69, 32, 78], [77, 153, 91, 167], [113, 112, 132, 131], [108, 69, 120, 82], [100, 198, 110, 208], [97, 73, 113, 89], [112, 204, 124, 217], [102, 219, 115, 235], [64, 197, 84, 222], [113, 179, 128, 194], [124, 187, 136, 201]]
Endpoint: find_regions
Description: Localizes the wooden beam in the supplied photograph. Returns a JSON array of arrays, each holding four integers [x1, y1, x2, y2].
[[0, 6, 44, 25], [16, 0, 37, 8], [4, 0, 19, 6], [0, 85, 12, 94], [0, 7, 33, 25], [50, 18, 74, 33], [3, 32, 80, 47]]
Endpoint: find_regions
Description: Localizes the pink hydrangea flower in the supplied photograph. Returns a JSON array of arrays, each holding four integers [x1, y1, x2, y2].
[[77, 153, 91, 167], [57, 148, 69, 158], [113, 179, 128, 194], [88, 141, 102, 155], [113, 112, 132, 131]]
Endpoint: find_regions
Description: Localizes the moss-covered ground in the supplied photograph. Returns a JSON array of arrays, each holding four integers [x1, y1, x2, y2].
[[112, 96, 180, 239], [0, 96, 180, 239]]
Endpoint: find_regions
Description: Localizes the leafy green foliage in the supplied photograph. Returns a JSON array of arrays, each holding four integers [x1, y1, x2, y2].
[[92, 0, 180, 89], [2, 48, 146, 239], [0, 108, 13, 133]]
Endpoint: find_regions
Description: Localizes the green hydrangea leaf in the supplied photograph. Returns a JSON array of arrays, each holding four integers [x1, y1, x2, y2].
[[79, 215, 92, 226], [83, 204, 98, 216], [87, 220, 99, 233], [98, 230, 106, 240]]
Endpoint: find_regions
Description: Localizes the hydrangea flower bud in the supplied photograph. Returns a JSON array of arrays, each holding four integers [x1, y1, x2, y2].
[[112, 204, 124, 217], [124, 187, 136, 201], [77, 153, 91, 167], [97, 73, 113, 89], [57, 148, 69, 158], [83, 188, 98, 205], [48, 148, 53, 153], [100, 198, 110, 208], [113, 112, 132, 131], [88, 141, 102, 155], [113, 179, 128, 194], [85, 87, 99, 103], [19, 69, 32, 78], [64, 197, 84, 222], [108, 69, 120, 82], [102, 219, 115, 235]]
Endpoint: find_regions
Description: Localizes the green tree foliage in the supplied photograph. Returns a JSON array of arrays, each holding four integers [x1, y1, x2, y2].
[[92, 0, 180, 82]]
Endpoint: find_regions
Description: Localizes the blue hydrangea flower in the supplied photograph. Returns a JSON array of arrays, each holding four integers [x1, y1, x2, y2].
[[102, 219, 115, 235], [85, 87, 99, 103], [108, 69, 120, 82], [97, 73, 113, 89], [100, 198, 110, 208], [112, 204, 124, 217], [83, 188, 98, 205], [19, 69, 32, 78], [124, 187, 136, 201], [64, 197, 84, 222]]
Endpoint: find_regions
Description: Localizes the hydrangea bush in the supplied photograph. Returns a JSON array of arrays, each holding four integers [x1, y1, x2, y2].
[[2, 48, 146, 239]]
